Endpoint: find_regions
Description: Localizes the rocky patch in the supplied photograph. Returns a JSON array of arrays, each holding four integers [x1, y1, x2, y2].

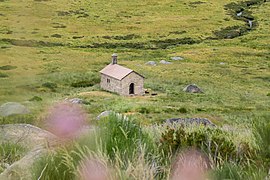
[[165, 117, 215, 126]]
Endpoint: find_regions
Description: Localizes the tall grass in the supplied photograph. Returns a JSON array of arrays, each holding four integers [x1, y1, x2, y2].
[[0, 143, 26, 174], [32, 114, 170, 179], [32, 113, 270, 179]]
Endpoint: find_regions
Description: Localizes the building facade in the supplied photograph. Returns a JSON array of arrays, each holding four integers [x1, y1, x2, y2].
[[100, 54, 144, 96]]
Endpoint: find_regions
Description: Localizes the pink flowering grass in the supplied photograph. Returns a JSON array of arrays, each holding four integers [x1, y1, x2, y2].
[[45, 102, 87, 140], [171, 149, 210, 180], [78, 157, 110, 180]]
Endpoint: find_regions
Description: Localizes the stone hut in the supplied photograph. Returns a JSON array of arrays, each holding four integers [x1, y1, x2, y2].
[[100, 54, 144, 96]]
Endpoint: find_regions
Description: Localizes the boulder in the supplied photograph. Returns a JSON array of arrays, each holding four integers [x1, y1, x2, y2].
[[0, 124, 57, 179], [68, 98, 84, 104], [0, 102, 30, 117], [96, 111, 112, 120], [171, 56, 184, 61], [145, 61, 157, 66], [0, 124, 57, 149], [237, 12, 243, 17], [160, 60, 172, 64], [183, 84, 203, 93], [165, 118, 215, 126]]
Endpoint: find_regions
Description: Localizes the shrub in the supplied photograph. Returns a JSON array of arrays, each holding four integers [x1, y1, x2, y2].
[[177, 107, 188, 113], [160, 126, 253, 165]]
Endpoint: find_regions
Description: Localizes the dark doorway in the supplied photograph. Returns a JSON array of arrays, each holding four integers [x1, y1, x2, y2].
[[129, 83, 134, 94]]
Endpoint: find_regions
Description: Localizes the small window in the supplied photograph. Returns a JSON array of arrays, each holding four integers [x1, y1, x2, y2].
[[107, 78, 110, 83]]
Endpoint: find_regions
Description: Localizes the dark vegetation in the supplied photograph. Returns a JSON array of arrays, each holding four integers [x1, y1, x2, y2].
[[101, 34, 141, 40], [57, 9, 89, 18], [0, 65, 17, 70], [1, 38, 65, 47], [51, 34, 62, 38], [0, 72, 8, 78], [160, 126, 253, 165], [213, 0, 266, 39]]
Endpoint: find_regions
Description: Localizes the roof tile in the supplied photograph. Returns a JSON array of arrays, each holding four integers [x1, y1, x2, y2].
[[100, 64, 134, 80]]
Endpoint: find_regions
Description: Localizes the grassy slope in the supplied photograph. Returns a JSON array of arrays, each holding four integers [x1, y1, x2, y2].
[[0, 0, 269, 125]]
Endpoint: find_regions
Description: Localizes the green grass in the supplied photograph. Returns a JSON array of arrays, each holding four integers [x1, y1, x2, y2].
[[0, 142, 26, 174], [0, 0, 270, 178], [0, 0, 269, 126], [32, 113, 269, 179]]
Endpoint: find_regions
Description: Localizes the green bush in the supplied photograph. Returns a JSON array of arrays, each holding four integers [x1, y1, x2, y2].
[[160, 126, 253, 165], [177, 107, 188, 113]]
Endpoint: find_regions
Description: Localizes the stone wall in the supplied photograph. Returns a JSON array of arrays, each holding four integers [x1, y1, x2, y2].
[[100, 74, 121, 94], [121, 72, 144, 96], [100, 72, 144, 96]]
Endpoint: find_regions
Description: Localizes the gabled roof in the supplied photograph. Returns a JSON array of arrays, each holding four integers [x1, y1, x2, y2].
[[100, 64, 143, 80]]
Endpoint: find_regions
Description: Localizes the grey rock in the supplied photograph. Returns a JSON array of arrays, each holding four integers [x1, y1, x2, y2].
[[237, 12, 243, 17], [97, 110, 112, 120], [160, 60, 172, 64], [0, 124, 57, 149], [145, 61, 157, 66], [0, 147, 48, 180], [248, 20, 253, 28], [165, 117, 215, 126], [183, 84, 203, 93], [68, 98, 84, 104], [219, 62, 225, 65], [0, 124, 58, 179], [171, 56, 184, 61], [0, 102, 30, 117]]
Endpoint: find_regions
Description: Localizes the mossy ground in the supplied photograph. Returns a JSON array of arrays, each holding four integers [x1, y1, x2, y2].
[[0, 0, 269, 126]]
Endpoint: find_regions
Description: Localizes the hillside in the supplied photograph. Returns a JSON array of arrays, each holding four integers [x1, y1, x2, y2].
[[0, 0, 269, 124]]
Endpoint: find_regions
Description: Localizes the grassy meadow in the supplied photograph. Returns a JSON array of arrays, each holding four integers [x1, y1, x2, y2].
[[0, 0, 269, 125], [0, 0, 269, 179]]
